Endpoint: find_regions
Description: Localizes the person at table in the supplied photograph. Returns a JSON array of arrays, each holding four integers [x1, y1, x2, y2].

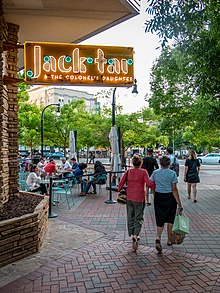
[[59, 158, 72, 178], [70, 157, 78, 171], [61, 158, 72, 170], [73, 162, 88, 195], [44, 158, 57, 176], [37, 157, 46, 173], [82, 161, 106, 195], [26, 164, 48, 194]]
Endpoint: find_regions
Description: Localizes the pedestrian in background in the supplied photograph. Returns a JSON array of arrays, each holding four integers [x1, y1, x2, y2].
[[142, 147, 159, 205], [118, 155, 155, 252], [151, 156, 183, 253], [184, 149, 200, 203]]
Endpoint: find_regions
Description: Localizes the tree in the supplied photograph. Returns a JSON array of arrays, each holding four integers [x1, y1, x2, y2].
[[145, 0, 220, 147]]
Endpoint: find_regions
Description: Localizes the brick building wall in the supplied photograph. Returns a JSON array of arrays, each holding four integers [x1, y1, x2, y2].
[[0, 2, 19, 207]]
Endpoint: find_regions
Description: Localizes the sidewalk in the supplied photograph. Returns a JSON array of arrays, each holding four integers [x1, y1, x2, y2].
[[0, 167, 220, 292]]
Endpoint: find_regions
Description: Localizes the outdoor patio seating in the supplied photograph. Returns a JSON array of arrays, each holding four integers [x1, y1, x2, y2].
[[95, 174, 107, 194], [52, 178, 75, 209]]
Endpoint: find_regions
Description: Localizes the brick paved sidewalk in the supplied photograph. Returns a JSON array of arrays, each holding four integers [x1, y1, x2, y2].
[[0, 178, 220, 292], [0, 237, 220, 293]]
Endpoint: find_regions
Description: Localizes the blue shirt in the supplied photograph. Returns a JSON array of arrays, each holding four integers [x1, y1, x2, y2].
[[73, 168, 83, 179], [151, 168, 178, 193], [167, 154, 179, 165], [72, 162, 79, 170]]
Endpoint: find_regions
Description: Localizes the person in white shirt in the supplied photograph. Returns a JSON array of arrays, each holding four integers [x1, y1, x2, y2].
[[26, 165, 48, 194], [61, 158, 72, 170], [37, 157, 46, 173]]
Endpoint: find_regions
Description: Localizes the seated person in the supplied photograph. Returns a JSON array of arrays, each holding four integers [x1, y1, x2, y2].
[[73, 162, 87, 195], [60, 158, 72, 178], [44, 159, 57, 176], [61, 158, 72, 171], [82, 161, 107, 195], [26, 165, 48, 194], [70, 157, 79, 171]]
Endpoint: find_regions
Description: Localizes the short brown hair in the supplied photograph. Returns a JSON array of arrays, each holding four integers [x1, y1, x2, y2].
[[132, 155, 142, 167]]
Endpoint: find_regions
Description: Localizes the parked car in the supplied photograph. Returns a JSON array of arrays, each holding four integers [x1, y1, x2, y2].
[[198, 153, 220, 164], [47, 152, 64, 160]]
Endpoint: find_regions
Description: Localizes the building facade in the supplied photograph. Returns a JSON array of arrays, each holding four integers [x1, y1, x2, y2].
[[27, 86, 100, 113]]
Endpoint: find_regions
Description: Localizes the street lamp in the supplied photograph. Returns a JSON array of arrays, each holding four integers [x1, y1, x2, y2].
[[112, 79, 138, 126], [41, 103, 60, 157]]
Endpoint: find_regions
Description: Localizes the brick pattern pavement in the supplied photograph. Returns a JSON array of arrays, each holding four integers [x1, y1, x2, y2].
[[54, 187, 220, 259], [1, 178, 220, 292], [0, 237, 220, 293]]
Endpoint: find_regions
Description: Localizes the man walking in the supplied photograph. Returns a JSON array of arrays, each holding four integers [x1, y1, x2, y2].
[[166, 147, 179, 177], [142, 147, 159, 205]]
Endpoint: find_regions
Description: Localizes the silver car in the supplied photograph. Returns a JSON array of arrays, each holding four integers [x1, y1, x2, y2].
[[198, 153, 220, 164]]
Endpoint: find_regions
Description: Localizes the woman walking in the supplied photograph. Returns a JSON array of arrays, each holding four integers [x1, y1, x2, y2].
[[118, 155, 155, 252], [151, 156, 183, 253], [184, 149, 200, 203]]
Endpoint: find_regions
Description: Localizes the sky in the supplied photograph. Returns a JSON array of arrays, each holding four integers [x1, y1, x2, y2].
[[77, 1, 161, 114]]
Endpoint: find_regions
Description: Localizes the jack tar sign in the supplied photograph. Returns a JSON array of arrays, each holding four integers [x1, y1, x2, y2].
[[24, 42, 134, 87]]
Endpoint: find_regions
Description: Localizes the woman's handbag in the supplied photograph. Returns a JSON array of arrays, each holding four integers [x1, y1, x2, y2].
[[117, 170, 129, 205], [172, 213, 190, 235]]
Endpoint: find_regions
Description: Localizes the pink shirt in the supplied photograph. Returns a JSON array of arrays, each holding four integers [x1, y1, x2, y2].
[[118, 168, 155, 203]]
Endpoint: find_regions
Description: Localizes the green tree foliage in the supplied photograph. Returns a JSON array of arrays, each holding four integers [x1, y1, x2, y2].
[[145, 0, 220, 148]]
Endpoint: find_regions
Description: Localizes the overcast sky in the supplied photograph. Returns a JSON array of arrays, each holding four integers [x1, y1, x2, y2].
[[78, 1, 161, 113]]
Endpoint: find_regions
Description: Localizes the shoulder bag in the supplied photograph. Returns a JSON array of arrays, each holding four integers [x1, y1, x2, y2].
[[117, 170, 129, 205]]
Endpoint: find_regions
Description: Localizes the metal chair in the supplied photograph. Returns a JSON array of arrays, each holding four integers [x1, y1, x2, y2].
[[95, 174, 107, 194], [52, 179, 75, 209]]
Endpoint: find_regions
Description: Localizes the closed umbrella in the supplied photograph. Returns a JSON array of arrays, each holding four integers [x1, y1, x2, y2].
[[69, 130, 77, 161], [109, 126, 121, 182]]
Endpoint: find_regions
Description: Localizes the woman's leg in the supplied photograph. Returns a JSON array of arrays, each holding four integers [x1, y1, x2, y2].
[[156, 226, 164, 240], [32, 184, 47, 195], [192, 183, 197, 202], [126, 200, 135, 237], [155, 225, 164, 253], [167, 223, 173, 244], [187, 183, 192, 198], [133, 201, 146, 237]]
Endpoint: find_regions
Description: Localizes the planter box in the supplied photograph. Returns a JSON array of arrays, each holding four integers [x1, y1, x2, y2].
[[0, 192, 49, 267]]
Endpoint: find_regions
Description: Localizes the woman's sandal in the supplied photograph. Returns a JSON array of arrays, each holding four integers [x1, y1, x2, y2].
[[156, 239, 162, 254], [187, 196, 191, 199], [167, 242, 172, 246], [132, 236, 140, 252]]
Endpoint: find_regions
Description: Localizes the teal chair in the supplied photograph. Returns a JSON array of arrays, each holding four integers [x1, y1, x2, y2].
[[95, 174, 107, 194], [52, 179, 75, 209]]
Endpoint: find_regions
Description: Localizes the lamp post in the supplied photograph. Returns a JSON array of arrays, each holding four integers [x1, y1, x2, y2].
[[41, 103, 60, 157], [106, 80, 138, 204]]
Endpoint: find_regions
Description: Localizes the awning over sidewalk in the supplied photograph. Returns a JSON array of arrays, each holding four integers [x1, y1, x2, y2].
[[3, 0, 141, 68]]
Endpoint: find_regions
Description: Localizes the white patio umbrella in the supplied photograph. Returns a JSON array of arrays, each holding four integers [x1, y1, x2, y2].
[[109, 126, 121, 182], [69, 130, 77, 161]]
